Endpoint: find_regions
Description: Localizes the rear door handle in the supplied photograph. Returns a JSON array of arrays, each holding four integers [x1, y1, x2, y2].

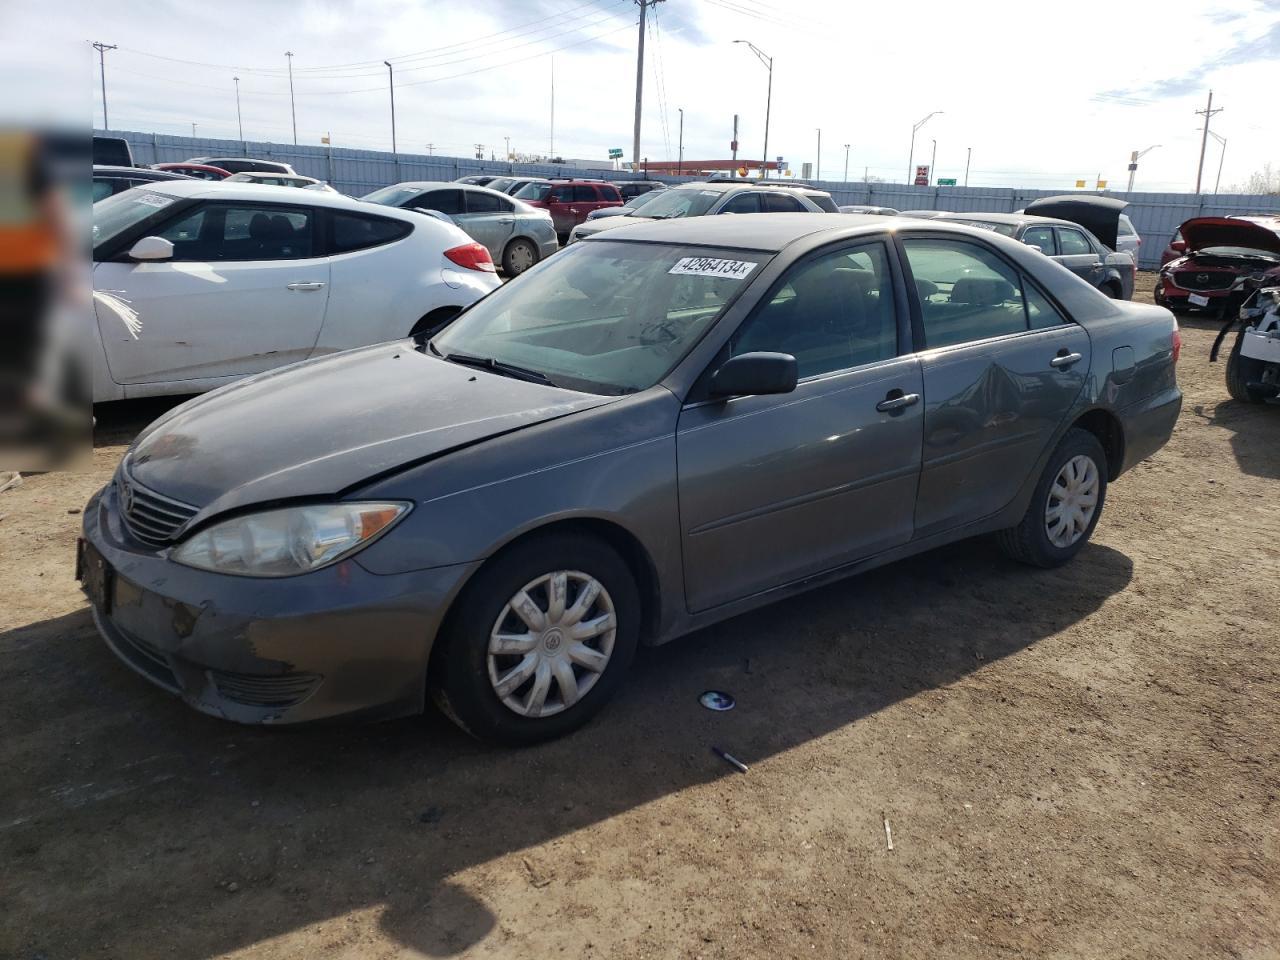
[[286, 281, 326, 291], [1050, 351, 1083, 368], [876, 390, 920, 413]]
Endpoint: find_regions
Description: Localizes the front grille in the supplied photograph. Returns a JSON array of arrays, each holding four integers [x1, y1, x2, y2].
[[117, 473, 198, 547], [1173, 270, 1235, 291], [210, 670, 322, 709]]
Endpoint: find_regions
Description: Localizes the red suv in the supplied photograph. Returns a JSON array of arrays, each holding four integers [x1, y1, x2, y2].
[[513, 180, 623, 240]]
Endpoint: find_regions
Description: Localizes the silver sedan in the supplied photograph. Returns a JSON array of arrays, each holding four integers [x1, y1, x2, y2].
[[362, 181, 559, 276]]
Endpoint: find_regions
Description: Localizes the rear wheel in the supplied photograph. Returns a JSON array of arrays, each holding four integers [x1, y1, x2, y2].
[[997, 428, 1108, 568], [502, 238, 539, 277], [430, 533, 640, 745], [1226, 330, 1267, 404]]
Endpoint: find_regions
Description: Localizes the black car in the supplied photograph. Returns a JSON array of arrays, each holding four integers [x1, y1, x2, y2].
[[91, 165, 193, 203], [612, 180, 667, 200], [186, 157, 297, 176]]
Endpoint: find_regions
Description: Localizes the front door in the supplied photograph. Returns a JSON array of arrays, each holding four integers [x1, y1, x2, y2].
[[899, 235, 1091, 537], [545, 185, 576, 235], [677, 239, 923, 612], [455, 188, 516, 260], [92, 201, 329, 385]]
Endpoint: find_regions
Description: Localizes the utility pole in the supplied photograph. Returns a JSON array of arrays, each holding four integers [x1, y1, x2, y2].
[[91, 42, 117, 130], [426, 143, 434, 156], [234, 76, 244, 141], [964, 146, 971, 187], [504, 136, 511, 160], [191, 122, 197, 137], [632, 0, 664, 168], [732, 114, 739, 168], [843, 144, 850, 183], [1194, 90, 1222, 193], [907, 111, 942, 184], [815, 128, 821, 182], [677, 107, 684, 175], [550, 56, 556, 157], [285, 51, 298, 145], [474, 144, 485, 160], [383, 61, 397, 155], [1207, 131, 1227, 195], [734, 40, 773, 180], [929, 139, 937, 185]]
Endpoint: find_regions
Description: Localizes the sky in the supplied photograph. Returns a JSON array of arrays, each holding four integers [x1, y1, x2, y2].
[[6, 0, 1279, 191]]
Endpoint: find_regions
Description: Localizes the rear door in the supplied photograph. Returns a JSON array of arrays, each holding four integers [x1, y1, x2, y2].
[[898, 235, 1091, 537], [91, 201, 329, 385], [677, 238, 923, 611], [1053, 226, 1104, 288], [455, 189, 515, 259]]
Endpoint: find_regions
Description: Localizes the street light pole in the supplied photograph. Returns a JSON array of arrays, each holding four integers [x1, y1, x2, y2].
[[1125, 144, 1161, 193], [964, 146, 971, 187], [929, 138, 937, 185], [843, 143, 850, 183], [677, 107, 684, 175], [285, 51, 298, 145], [191, 122, 197, 138], [815, 128, 821, 182], [907, 110, 942, 185], [734, 40, 773, 180], [234, 76, 244, 141], [1207, 131, 1227, 195], [378, 62, 394, 154]]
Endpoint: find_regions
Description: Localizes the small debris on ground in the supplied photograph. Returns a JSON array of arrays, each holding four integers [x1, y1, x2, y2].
[[522, 856, 553, 888], [882, 812, 894, 851], [0, 472, 21, 495]]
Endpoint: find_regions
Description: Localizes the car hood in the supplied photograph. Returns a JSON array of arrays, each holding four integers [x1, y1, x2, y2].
[[577, 215, 655, 237], [1177, 217, 1280, 255], [1023, 194, 1128, 250], [126, 343, 616, 516]]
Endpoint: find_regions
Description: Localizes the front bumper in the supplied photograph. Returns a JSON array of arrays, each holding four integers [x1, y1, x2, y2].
[[80, 484, 481, 724], [1154, 277, 1231, 312]]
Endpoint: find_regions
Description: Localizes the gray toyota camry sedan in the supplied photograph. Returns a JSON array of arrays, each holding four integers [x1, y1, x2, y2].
[[79, 214, 1182, 744]]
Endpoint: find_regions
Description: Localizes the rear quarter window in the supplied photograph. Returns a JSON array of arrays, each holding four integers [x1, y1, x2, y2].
[[330, 212, 412, 253], [810, 195, 839, 213]]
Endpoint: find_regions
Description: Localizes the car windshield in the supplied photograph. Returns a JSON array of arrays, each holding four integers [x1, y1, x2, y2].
[[634, 188, 723, 219], [92, 189, 179, 248], [431, 241, 768, 395], [361, 185, 423, 206], [514, 182, 553, 201], [622, 190, 668, 212], [487, 177, 515, 192], [945, 218, 1019, 237]]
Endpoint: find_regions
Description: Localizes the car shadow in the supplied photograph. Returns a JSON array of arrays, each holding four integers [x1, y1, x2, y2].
[[1189, 397, 1280, 480], [1, 535, 1133, 958]]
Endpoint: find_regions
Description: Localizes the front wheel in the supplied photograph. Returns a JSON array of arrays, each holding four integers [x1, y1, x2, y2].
[[997, 428, 1108, 568], [429, 533, 640, 745]]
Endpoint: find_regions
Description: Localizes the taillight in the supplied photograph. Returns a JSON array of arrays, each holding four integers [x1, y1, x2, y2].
[[1171, 326, 1182, 364], [444, 243, 496, 273]]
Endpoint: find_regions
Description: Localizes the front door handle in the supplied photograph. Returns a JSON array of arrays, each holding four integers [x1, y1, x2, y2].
[[1090, 262, 1104, 271], [1050, 351, 1083, 368], [286, 281, 326, 291], [876, 390, 920, 413], [497, 218, 514, 224]]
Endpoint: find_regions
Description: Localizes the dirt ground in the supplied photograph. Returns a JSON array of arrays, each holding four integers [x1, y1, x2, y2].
[[2, 272, 1278, 960]]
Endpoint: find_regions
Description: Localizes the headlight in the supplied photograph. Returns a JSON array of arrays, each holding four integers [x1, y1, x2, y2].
[[172, 502, 411, 577]]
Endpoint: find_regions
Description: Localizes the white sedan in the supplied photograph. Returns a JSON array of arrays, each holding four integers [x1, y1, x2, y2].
[[90, 181, 501, 402]]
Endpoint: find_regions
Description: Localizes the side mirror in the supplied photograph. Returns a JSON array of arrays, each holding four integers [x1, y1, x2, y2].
[[128, 236, 174, 261], [1171, 239, 1186, 252], [709, 352, 798, 398]]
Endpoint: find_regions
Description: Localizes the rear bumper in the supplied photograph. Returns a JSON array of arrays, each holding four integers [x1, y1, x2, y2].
[[1118, 386, 1182, 474], [80, 484, 480, 725]]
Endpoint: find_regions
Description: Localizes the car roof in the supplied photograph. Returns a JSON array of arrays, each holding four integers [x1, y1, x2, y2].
[[935, 211, 1073, 228], [93, 165, 191, 179], [585, 212, 899, 252], [122, 179, 415, 214]]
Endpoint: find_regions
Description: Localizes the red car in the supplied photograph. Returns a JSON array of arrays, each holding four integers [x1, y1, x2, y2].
[[152, 162, 232, 181], [512, 179, 623, 240], [1154, 216, 1280, 314]]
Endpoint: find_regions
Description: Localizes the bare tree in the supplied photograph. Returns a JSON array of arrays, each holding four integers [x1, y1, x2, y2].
[[1227, 162, 1280, 195]]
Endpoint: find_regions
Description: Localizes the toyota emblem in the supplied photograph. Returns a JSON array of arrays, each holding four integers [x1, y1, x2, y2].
[[1196, 273, 1210, 284], [120, 481, 134, 514]]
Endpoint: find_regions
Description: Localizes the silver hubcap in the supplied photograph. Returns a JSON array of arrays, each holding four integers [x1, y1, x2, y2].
[[507, 242, 535, 273], [1045, 454, 1099, 548], [487, 571, 616, 718]]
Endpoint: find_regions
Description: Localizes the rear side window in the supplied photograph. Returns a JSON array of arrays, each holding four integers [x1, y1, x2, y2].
[[330, 212, 411, 253], [597, 185, 623, 202], [720, 192, 761, 214], [1057, 228, 1092, 255], [763, 193, 806, 213], [1021, 226, 1055, 255], [1118, 215, 1137, 237], [550, 186, 573, 203], [465, 191, 511, 214], [809, 194, 839, 213], [574, 185, 600, 202], [902, 238, 1029, 348]]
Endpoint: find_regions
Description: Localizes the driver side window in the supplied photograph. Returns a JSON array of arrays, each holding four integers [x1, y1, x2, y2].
[[731, 242, 899, 379]]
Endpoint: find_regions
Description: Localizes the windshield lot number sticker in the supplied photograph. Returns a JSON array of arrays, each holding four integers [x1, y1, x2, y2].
[[669, 257, 758, 280]]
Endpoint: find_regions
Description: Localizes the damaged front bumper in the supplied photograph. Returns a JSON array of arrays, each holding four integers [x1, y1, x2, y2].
[[79, 484, 480, 724]]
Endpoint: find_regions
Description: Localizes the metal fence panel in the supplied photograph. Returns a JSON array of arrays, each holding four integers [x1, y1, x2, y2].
[[101, 129, 1280, 268]]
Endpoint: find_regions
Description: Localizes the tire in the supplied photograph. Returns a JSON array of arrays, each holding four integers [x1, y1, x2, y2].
[[1102, 282, 1120, 299], [429, 532, 641, 745], [997, 428, 1108, 568], [1225, 330, 1267, 404], [501, 238, 539, 277]]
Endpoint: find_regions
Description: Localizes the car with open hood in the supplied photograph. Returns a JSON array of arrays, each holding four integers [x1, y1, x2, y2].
[[1154, 216, 1280, 315], [79, 214, 1181, 744]]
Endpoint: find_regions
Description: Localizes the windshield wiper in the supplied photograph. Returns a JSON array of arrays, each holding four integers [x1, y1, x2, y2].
[[441, 350, 554, 385]]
